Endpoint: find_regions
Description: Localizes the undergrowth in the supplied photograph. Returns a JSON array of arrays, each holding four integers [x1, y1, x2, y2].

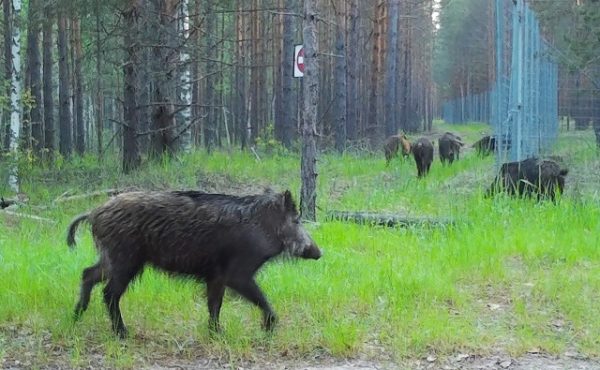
[[1, 123, 599, 368]]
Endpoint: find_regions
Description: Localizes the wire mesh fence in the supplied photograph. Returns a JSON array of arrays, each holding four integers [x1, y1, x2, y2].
[[441, 0, 559, 164]]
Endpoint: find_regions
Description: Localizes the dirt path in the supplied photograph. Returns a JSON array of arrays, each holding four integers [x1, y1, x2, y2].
[[139, 353, 600, 370]]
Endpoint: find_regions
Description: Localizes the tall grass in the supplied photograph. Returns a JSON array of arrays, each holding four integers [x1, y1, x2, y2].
[[1, 126, 599, 368]]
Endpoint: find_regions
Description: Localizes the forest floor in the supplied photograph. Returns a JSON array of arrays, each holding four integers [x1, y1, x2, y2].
[[2, 122, 600, 369]]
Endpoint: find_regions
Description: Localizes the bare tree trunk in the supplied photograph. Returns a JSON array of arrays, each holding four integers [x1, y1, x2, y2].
[[94, 5, 104, 159], [333, 0, 347, 152], [178, 0, 192, 152], [368, 1, 383, 144], [301, 0, 319, 222], [203, 0, 217, 152], [190, 0, 201, 147], [26, 0, 43, 156], [279, 0, 295, 148], [384, 0, 399, 137], [122, 1, 141, 173], [3, 0, 13, 152], [5, 0, 22, 193], [57, 15, 72, 158], [345, 0, 358, 141], [235, 0, 248, 149], [149, 0, 177, 157], [42, 9, 54, 158], [72, 18, 85, 155], [7, 0, 22, 192]]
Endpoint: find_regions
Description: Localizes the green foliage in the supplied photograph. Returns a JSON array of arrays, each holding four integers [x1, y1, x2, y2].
[[433, 0, 494, 98], [254, 122, 289, 155], [1, 125, 600, 367], [532, 0, 600, 72]]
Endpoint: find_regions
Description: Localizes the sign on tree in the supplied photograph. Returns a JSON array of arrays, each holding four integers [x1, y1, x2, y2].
[[294, 44, 304, 78]]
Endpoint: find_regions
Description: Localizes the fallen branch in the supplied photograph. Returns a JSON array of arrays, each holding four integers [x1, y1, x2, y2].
[[326, 211, 455, 228], [1, 210, 57, 224], [250, 146, 262, 162], [54, 189, 122, 203]]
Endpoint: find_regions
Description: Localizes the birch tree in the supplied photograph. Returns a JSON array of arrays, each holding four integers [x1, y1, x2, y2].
[[178, 0, 192, 152], [7, 0, 22, 192]]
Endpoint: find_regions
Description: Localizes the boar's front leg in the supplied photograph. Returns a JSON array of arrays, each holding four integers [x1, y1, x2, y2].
[[227, 277, 277, 332]]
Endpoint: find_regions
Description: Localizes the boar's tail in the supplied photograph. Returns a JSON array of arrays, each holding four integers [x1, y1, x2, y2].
[[67, 213, 90, 249]]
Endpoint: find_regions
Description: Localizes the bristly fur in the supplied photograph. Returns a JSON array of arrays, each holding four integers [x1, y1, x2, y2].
[[67, 189, 321, 337]]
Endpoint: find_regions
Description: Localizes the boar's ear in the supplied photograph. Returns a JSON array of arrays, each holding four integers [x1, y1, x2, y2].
[[282, 190, 297, 212]]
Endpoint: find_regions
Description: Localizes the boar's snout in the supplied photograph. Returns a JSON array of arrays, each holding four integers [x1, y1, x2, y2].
[[301, 243, 322, 260]]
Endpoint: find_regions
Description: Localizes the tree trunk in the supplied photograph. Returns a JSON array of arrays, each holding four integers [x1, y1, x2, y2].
[[26, 0, 43, 156], [333, 0, 347, 152], [42, 10, 54, 158], [178, 0, 192, 152], [7, 0, 22, 192], [149, 0, 177, 157], [384, 0, 399, 137], [94, 5, 104, 159], [122, 1, 141, 173], [235, 0, 248, 149], [278, 0, 295, 148], [301, 0, 319, 221], [190, 0, 201, 147], [57, 15, 72, 158], [203, 0, 217, 152], [345, 0, 358, 141], [368, 1, 383, 144], [3, 0, 13, 151], [72, 18, 85, 155]]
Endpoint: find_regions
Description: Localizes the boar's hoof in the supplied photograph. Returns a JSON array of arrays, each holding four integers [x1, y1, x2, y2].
[[208, 320, 222, 336], [263, 313, 278, 332], [113, 326, 128, 339]]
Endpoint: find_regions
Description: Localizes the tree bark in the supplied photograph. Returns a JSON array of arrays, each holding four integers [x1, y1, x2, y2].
[[3, 0, 13, 151], [57, 15, 72, 158], [279, 0, 295, 148], [7, 0, 23, 192], [94, 4, 104, 158], [149, 0, 177, 157], [368, 1, 384, 144], [122, 1, 141, 173], [203, 0, 217, 152], [178, 0, 192, 152], [26, 0, 43, 156], [345, 0, 358, 141], [42, 10, 54, 158], [72, 18, 85, 155], [384, 0, 399, 137], [301, 0, 319, 221], [333, 0, 347, 152]]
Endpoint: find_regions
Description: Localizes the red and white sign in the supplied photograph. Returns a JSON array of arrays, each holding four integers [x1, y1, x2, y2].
[[294, 44, 304, 78]]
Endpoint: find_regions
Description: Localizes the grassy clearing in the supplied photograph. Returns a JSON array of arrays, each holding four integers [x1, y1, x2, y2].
[[1, 124, 599, 368]]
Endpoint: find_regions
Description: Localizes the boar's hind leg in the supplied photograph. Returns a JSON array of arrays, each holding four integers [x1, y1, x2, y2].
[[74, 261, 106, 320], [102, 263, 143, 338], [206, 278, 226, 333], [227, 278, 277, 332]]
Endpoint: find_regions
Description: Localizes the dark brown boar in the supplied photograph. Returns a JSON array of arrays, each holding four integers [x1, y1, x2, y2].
[[67, 190, 322, 337], [438, 132, 464, 165], [412, 137, 434, 177], [473, 135, 496, 156], [384, 133, 411, 166], [486, 157, 568, 201]]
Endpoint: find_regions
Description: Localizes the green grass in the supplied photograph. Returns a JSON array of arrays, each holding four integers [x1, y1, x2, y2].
[[1, 125, 599, 368]]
